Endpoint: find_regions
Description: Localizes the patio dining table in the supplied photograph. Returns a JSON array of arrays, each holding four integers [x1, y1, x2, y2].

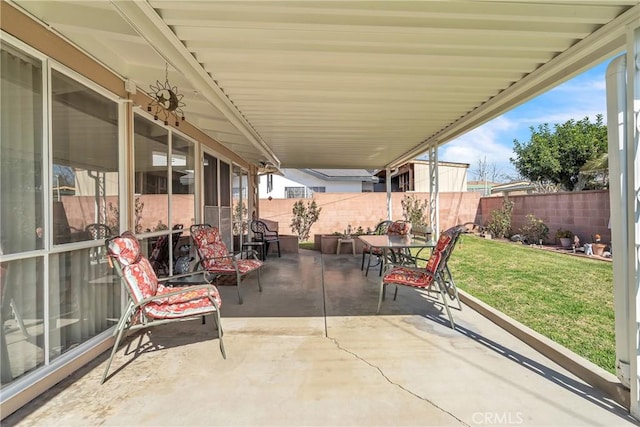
[[358, 234, 436, 271]]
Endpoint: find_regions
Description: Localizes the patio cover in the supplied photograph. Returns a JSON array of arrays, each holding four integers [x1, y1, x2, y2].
[[8, 1, 640, 170]]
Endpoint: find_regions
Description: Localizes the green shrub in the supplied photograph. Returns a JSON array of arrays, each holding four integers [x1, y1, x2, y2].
[[555, 229, 573, 239], [290, 199, 322, 241], [486, 198, 514, 238], [519, 214, 549, 244], [401, 194, 429, 227]]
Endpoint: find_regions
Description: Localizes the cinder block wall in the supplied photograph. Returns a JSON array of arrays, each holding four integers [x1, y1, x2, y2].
[[259, 190, 611, 245], [258, 192, 482, 238], [477, 190, 611, 244]]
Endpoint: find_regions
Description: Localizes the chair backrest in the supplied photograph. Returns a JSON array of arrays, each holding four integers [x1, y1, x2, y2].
[[106, 232, 159, 304], [387, 220, 412, 236], [148, 224, 184, 274], [250, 219, 278, 241], [425, 225, 464, 275], [373, 220, 393, 235], [190, 224, 232, 270], [86, 223, 112, 240]]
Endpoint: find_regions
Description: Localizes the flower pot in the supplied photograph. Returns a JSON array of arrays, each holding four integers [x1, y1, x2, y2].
[[592, 243, 606, 256], [559, 237, 572, 248]]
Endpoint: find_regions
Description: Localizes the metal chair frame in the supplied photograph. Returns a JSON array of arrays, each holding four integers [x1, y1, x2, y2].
[[250, 220, 281, 258], [361, 220, 393, 276]]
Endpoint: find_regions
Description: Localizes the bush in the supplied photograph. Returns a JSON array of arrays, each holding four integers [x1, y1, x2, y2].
[[519, 214, 549, 244], [290, 199, 322, 241], [486, 198, 513, 239], [401, 194, 429, 227], [555, 229, 573, 239]]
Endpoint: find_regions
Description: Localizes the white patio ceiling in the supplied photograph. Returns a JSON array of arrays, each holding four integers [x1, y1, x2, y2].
[[10, 1, 640, 170]]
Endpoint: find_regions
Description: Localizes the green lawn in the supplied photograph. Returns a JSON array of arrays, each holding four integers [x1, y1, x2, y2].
[[447, 235, 615, 373], [299, 241, 315, 250]]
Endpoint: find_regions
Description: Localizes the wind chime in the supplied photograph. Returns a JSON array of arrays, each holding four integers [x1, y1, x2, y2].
[[147, 64, 186, 126]]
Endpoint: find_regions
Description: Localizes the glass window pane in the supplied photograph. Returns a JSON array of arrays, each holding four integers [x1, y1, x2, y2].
[[203, 153, 218, 207], [171, 134, 195, 228], [219, 161, 231, 248], [48, 249, 121, 360], [134, 115, 169, 233], [220, 161, 230, 207], [0, 257, 45, 385], [232, 165, 247, 251], [51, 70, 119, 245], [0, 43, 44, 254]]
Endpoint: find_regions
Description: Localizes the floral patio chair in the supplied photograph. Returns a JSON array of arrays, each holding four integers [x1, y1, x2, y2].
[[102, 231, 224, 384], [383, 220, 414, 269], [361, 220, 393, 276], [190, 224, 263, 304], [376, 225, 464, 329]]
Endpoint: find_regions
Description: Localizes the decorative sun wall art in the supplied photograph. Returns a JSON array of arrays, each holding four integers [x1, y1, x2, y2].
[[147, 64, 186, 126]]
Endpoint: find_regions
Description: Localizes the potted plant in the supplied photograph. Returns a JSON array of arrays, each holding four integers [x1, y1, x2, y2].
[[592, 233, 606, 256], [556, 229, 573, 248]]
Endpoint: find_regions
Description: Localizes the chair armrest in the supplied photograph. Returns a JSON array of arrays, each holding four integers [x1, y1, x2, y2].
[[157, 271, 210, 283], [137, 284, 219, 306]]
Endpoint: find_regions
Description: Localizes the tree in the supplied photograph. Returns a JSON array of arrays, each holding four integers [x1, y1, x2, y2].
[[471, 156, 502, 195], [290, 199, 322, 241], [510, 115, 607, 191], [579, 152, 609, 190]]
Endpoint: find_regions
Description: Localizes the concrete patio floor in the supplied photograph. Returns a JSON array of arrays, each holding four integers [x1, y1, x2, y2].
[[4, 250, 638, 426]]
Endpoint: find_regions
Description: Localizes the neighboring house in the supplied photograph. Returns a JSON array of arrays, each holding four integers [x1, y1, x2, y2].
[[260, 161, 469, 198], [374, 160, 469, 193], [467, 180, 500, 196], [490, 180, 536, 196], [259, 168, 379, 198]]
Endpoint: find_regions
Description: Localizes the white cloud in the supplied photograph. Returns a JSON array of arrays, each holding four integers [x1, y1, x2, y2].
[[439, 116, 517, 177], [438, 64, 611, 182]]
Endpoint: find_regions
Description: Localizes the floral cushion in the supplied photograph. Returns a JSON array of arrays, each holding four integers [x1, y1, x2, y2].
[[387, 221, 411, 236], [107, 233, 159, 303], [145, 296, 219, 319], [434, 233, 452, 254], [384, 265, 437, 289], [143, 284, 222, 319], [108, 232, 142, 266], [192, 225, 263, 274], [192, 227, 229, 264], [202, 258, 262, 274], [424, 249, 442, 272], [121, 255, 159, 303]]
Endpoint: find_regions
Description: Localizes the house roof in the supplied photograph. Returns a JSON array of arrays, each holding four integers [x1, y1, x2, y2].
[[8, 1, 639, 171], [299, 169, 379, 182], [490, 180, 535, 193]]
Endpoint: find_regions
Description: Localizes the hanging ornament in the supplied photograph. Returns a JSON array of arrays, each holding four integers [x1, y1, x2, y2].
[[147, 63, 186, 126]]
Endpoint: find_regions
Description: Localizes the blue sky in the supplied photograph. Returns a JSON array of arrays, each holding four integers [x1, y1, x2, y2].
[[438, 57, 614, 182]]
